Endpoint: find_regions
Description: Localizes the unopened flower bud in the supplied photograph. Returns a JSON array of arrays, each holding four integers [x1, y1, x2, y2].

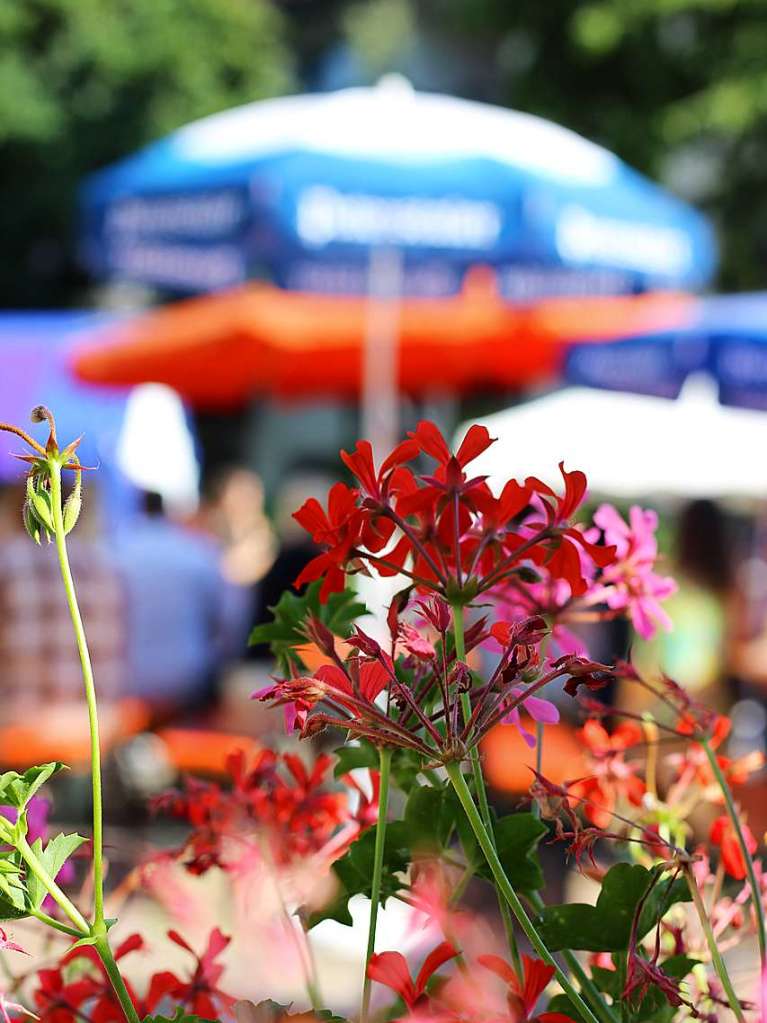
[[347, 627, 381, 658], [22, 501, 43, 545], [300, 716, 327, 739], [449, 661, 473, 693], [29, 485, 54, 532], [304, 616, 336, 657], [63, 491, 82, 535]]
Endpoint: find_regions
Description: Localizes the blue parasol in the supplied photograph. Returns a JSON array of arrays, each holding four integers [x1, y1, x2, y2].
[[565, 293, 767, 410], [80, 79, 717, 299]]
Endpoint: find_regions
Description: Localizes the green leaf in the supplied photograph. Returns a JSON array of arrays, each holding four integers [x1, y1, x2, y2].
[[591, 964, 622, 999], [389, 748, 426, 793], [535, 864, 691, 952], [333, 741, 379, 778], [308, 821, 410, 929], [404, 783, 456, 852], [476, 813, 547, 893], [248, 581, 367, 670], [0, 851, 28, 920], [27, 832, 84, 910], [142, 1010, 217, 1023], [232, 1001, 349, 1023], [547, 993, 588, 1023], [0, 763, 66, 809]]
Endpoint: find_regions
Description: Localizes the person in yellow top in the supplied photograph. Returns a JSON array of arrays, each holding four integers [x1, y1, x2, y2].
[[632, 499, 736, 713]]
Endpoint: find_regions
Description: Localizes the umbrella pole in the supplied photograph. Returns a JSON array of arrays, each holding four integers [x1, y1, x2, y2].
[[361, 246, 403, 452]]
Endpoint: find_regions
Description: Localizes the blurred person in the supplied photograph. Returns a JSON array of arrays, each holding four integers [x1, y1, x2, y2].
[[247, 467, 333, 663], [113, 490, 250, 722], [730, 514, 767, 701], [197, 466, 276, 587], [0, 481, 126, 724], [633, 499, 737, 712]]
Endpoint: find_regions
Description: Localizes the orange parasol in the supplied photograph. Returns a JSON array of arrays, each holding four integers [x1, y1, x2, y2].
[[71, 274, 695, 410]]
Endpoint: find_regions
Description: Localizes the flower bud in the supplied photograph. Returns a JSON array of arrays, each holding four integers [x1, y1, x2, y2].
[[22, 501, 43, 545], [63, 469, 83, 535], [63, 491, 82, 535], [31, 490, 54, 531]]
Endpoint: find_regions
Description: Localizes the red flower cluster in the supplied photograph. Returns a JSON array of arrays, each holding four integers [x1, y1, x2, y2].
[[294, 421, 615, 602], [366, 943, 576, 1023], [570, 719, 646, 828], [153, 749, 355, 872], [27, 929, 233, 1023]]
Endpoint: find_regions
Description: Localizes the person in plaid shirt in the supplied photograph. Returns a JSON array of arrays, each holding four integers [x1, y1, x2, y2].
[[0, 482, 126, 724]]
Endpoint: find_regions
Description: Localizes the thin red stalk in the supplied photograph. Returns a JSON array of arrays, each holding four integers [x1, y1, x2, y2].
[[476, 528, 553, 593], [353, 550, 436, 589], [383, 507, 447, 586]]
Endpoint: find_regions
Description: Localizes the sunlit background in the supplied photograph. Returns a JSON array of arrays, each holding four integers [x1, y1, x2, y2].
[[3, 0, 767, 1009]]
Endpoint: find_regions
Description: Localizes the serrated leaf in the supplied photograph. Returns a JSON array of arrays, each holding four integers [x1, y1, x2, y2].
[[143, 1010, 217, 1023], [233, 1001, 349, 1023], [404, 784, 456, 852], [333, 741, 379, 778], [27, 832, 84, 910], [0, 763, 66, 809], [476, 813, 547, 893], [389, 748, 424, 793], [536, 864, 691, 952], [248, 581, 367, 670], [0, 852, 27, 920], [308, 822, 410, 929]]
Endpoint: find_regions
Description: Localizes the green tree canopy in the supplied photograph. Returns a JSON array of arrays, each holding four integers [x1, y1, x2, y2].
[[0, 0, 292, 307], [328, 0, 767, 290]]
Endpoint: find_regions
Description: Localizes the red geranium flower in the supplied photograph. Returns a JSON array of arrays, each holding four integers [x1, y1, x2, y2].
[[569, 720, 645, 828], [291, 421, 616, 604], [710, 815, 758, 880], [478, 954, 576, 1023], [367, 941, 459, 1009]]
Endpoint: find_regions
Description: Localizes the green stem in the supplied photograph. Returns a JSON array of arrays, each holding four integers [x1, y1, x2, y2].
[[446, 761, 602, 1023], [452, 604, 522, 975], [95, 937, 142, 1023], [49, 460, 139, 1023], [16, 833, 89, 935], [30, 907, 86, 940], [702, 737, 766, 962], [528, 892, 617, 1023], [684, 865, 745, 1023], [360, 746, 392, 1023], [49, 461, 105, 930]]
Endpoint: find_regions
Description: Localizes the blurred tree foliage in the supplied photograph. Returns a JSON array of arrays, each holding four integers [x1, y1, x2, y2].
[[0, 0, 292, 307], [3, 0, 766, 305], [299, 0, 767, 291]]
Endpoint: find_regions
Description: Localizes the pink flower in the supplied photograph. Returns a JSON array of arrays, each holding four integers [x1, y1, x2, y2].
[[501, 687, 560, 748], [587, 504, 677, 640]]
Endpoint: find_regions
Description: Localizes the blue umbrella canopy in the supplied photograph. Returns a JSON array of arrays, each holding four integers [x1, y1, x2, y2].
[[565, 293, 767, 410], [80, 79, 717, 298]]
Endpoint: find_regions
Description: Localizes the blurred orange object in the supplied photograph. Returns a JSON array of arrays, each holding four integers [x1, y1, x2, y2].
[[0, 699, 150, 769], [156, 727, 260, 775], [481, 720, 588, 793], [71, 275, 694, 410]]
